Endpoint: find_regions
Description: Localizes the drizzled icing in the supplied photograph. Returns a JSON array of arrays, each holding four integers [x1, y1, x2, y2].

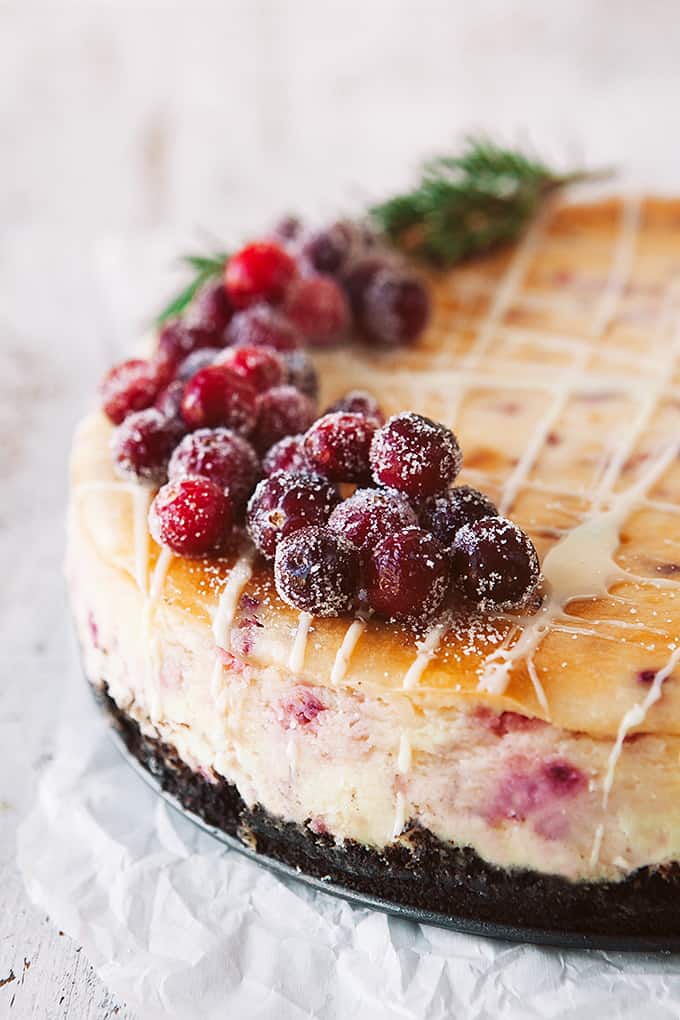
[[402, 619, 450, 690], [212, 556, 254, 648], [330, 618, 367, 685], [289, 611, 313, 673]]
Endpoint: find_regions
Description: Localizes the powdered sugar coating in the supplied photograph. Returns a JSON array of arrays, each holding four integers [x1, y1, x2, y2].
[[370, 412, 462, 499], [111, 408, 185, 484], [452, 516, 541, 611], [420, 485, 498, 549], [253, 385, 317, 453], [282, 350, 319, 399], [366, 525, 450, 621], [180, 364, 257, 434], [262, 434, 308, 476], [303, 411, 377, 483], [168, 428, 260, 514], [228, 305, 301, 352], [247, 470, 341, 560], [327, 487, 417, 550], [274, 525, 359, 616], [149, 475, 232, 557], [325, 389, 384, 424], [100, 358, 161, 425]]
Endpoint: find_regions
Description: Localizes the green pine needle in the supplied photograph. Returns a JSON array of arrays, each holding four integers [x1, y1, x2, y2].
[[156, 252, 229, 325]]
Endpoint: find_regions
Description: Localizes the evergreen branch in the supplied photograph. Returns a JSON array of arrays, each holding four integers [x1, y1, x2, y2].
[[156, 252, 229, 325]]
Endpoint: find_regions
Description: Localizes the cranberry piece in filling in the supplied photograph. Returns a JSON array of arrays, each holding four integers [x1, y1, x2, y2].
[[228, 305, 302, 352], [262, 434, 309, 476], [301, 221, 354, 275], [363, 267, 430, 346], [419, 485, 498, 549], [149, 476, 232, 557], [180, 364, 257, 434], [224, 241, 297, 309], [111, 408, 185, 484], [274, 525, 359, 616], [214, 345, 284, 393], [451, 516, 540, 611], [370, 412, 462, 500], [247, 471, 340, 560], [283, 349, 319, 399], [303, 412, 377, 483], [168, 427, 260, 516], [252, 385, 317, 453], [285, 275, 350, 347], [325, 389, 384, 424], [328, 487, 417, 551], [186, 278, 233, 334], [366, 526, 450, 621], [155, 320, 221, 381], [100, 358, 161, 425], [281, 687, 325, 727]]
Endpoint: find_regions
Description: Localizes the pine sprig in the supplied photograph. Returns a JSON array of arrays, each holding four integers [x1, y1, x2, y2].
[[156, 252, 229, 325], [370, 138, 611, 267]]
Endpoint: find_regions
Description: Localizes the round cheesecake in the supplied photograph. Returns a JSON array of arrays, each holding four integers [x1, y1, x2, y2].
[[67, 197, 680, 938]]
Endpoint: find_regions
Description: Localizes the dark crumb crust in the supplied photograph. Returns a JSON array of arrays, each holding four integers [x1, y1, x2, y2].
[[98, 688, 680, 938]]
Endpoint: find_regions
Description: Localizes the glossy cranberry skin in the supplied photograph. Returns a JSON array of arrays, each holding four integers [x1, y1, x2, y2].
[[225, 241, 297, 309], [214, 345, 284, 393], [363, 268, 430, 346], [366, 526, 450, 621], [370, 412, 462, 500], [180, 364, 257, 434], [187, 279, 233, 334], [247, 471, 340, 560], [301, 222, 354, 275], [325, 390, 384, 424], [303, 412, 377, 483], [228, 306, 301, 352], [274, 525, 359, 616], [111, 408, 185, 484], [100, 358, 161, 425], [155, 321, 220, 381], [176, 347, 221, 381], [262, 434, 308, 476], [451, 517, 541, 611], [327, 487, 417, 551], [168, 427, 260, 515], [283, 350, 319, 399], [252, 385, 317, 453], [285, 275, 350, 347], [420, 486, 498, 549], [149, 476, 232, 557]]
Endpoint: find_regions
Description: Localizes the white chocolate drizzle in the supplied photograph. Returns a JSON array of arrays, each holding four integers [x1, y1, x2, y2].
[[132, 486, 152, 594], [397, 733, 412, 774], [289, 611, 313, 673], [403, 619, 450, 690], [330, 618, 367, 685], [212, 556, 253, 649]]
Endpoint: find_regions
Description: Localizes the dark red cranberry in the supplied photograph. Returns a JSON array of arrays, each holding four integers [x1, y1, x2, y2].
[[303, 412, 377, 483], [154, 380, 185, 419], [155, 320, 220, 381], [325, 390, 384, 424], [176, 347, 221, 381], [262, 434, 308, 476], [638, 669, 658, 685], [363, 267, 430, 346], [274, 525, 359, 616], [328, 487, 416, 550], [271, 215, 303, 243], [285, 275, 350, 347], [370, 413, 462, 499], [228, 306, 301, 352], [180, 364, 257, 434], [451, 517, 540, 610], [420, 486, 498, 549], [366, 526, 450, 621], [301, 222, 354, 275], [247, 471, 340, 560], [281, 687, 325, 727], [186, 279, 233, 333], [214, 345, 284, 393], [100, 358, 161, 425], [168, 428, 260, 515], [283, 350, 319, 399], [342, 257, 385, 315], [252, 385, 317, 453], [111, 408, 185, 484], [149, 476, 232, 557], [224, 241, 297, 308]]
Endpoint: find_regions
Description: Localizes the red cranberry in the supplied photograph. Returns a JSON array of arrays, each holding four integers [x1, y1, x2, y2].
[[281, 687, 325, 727], [111, 408, 185, 484], [271, 215, 303, 243], [262, 434, 308, 476], [155, 321, 220, 381], [214, 345, 284, 393], [247, 471, 340, 560], [228, 306, 301, 352], [252, 385, 317, 453], [363, 267, 430, 346], [451, 517, 540, 610], [224, 241, 297, 308], [100, 359, 161, 425], [419, 486, 498, 549], [303, 412, 377, 483], [342, 257, 385, 315], [327, 487, 417, 550], [285, 275, 350, 347], [283, 350, 319, 399], [180, 364, 257, 434], [186, 279, 233, 333], [149, 476, 232, 557], [274, 525, 359, 616], [176, 347, 220, 381], [325, 390, 384, 424], [301, 221, 354, 274], [154, 380, 185, 419], [168, 428, 260, 515], [366, 526, 450, 621], [370, 413, 462, 499]]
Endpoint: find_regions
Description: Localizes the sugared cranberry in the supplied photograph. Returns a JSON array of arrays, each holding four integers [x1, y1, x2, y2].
[[451, 517, 540, 610], [370, 413, 462, 499], [420, 486, 498, 549], [180, 364, 257, 434], [274, 525, 359, 616], [154, 380, 185, 419], [214, 345, 284, 393], [366, 526, 450, 621], [149, 476, 232, 557], [100, 359, 161, 425], [303, 412, 377, 483], [271, 215, 303, 243], [111, 408, 185, 484], [228, 306, 301, 352], [155, 320, 220, 381], [262, 434, 308, 476], [301, 222, 354, 275], [342, 257, 385, 315], [285, 275, 350, 347], [186, 279, 233, 333], [247, 471, 340, 560], [283, 350, 319, 398], [252, 385, 317, 453], [327, 487, 416, 551], [325, 390, 384, 424], [224, 241, 297, 309], [176, 347, 220, 381], [168, 428, 260, 515], [363, 267, 430, 346]]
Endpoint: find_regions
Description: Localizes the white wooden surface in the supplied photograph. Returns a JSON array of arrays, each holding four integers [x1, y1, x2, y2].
[[3, 1, 680, 1016]]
